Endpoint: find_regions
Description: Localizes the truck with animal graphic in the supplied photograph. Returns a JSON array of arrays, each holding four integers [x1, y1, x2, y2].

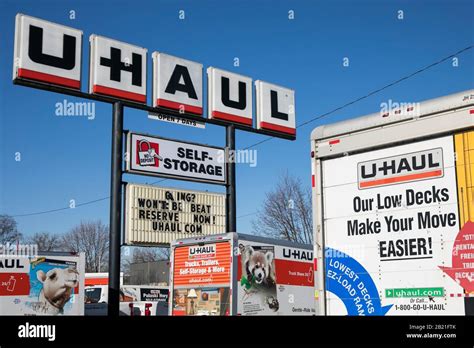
[[169, 233, 315, 315], [311, 89, 474, 315], [0, 252, 85, 315]]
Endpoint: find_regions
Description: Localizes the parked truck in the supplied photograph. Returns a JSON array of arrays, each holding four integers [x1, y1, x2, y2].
[[0, 252, 85, 315], [84, 280, 169, 316], [311, 89, 474, 315], [169, 233, 315, 315]]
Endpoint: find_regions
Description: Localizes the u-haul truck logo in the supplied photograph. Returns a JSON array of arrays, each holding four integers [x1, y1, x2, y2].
[[188, 244, 216, 259], [357, 148, 444, 189]]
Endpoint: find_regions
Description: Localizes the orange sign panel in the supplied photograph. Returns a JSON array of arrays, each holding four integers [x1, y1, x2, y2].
[[173, 242, 231, 287]]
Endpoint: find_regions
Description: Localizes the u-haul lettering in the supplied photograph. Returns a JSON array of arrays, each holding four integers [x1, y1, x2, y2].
[[357, 148, 443, 189], [282, 248, 313, 261], [189, 244, 216, 259], [0, 257, 30, 272]]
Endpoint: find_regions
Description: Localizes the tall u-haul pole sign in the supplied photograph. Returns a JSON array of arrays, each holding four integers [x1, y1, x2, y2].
[[12, 13, 297, 316]]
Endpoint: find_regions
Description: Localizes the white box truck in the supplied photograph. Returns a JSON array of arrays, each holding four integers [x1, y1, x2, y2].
[[0, 252, 85, 315], [311, 90, 474, 316], [84, 284, 169, 316], [169, 233, 315, 315]]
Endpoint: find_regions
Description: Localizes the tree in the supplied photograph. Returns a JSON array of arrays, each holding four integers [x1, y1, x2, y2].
[[0, 215, 22, 244], [252, 173, 313, 244], [24, 232, 61, 252], [62, 220, 109, 272], [130, 247, 170, 263], [122, 247, 170, 283]]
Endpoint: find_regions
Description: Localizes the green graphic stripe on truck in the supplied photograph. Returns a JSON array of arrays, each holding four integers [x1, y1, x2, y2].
[[385, 287, 444, 298]]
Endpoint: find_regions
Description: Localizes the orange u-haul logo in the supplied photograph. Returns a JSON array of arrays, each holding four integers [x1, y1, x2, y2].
[[357, 148, 444, 189]]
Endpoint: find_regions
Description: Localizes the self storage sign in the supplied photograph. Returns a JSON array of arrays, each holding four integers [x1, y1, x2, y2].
[[322, 136, 466, 315], [125, 184, 226, 246], [126, 132, 226, 184]]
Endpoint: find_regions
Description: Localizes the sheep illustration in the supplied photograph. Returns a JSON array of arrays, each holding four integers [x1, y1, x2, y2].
[[36, 267, 79, 315]]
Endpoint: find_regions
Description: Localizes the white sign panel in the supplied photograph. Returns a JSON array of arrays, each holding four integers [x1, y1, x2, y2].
[[357, 148, 444, 189], [208, 67, 253, 126], [125, 184, 226, 245], [13, 14, 82, 89], [0, 253, 85, 315], [148, 113, 206, 129], [153, 52, 203, 115], [89, 35, 147, 103], [256, 80, 295, 136], [322, 136, 464, 315], [127, 133, 226, 184]]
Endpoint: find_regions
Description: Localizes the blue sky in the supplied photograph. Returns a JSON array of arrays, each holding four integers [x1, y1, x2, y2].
[[0, 0, 473, 238]]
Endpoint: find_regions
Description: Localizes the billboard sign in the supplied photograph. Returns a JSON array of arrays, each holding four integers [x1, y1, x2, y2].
[[256, 80, 296, 136], [153, 52, 203, 115], [13, 14, 83, 89], [208, 67, 253, 126], [124, 184, 226, 245], [0, 253, 85, 315], [13, 14, 296, 140], [89, 35, 147, 103], [322, 136, 466, 315], [126, 132, 226, 184]]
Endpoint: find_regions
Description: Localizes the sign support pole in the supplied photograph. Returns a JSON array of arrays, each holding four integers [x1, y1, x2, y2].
[[226, 125, 237, 232], [108, 101, 123, 316]]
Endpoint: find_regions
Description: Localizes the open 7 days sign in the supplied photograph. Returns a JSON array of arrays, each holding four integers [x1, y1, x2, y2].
[[125, 184, 226, 246], [126, 132, 226, 184]]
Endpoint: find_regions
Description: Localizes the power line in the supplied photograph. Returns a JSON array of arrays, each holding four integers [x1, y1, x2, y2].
[[237, 212, 258, 219], [9, 45, 473, 218], [296, 45, 473, 129], [244, 45, 474, 149], [10, 179, 168, 218]]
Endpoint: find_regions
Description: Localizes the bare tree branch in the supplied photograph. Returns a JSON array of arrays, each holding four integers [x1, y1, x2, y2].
[[0, 215, 22, 244], [24, 232, 61, 252], [61, 220, 109, 272], [252, 173, 313, 245]]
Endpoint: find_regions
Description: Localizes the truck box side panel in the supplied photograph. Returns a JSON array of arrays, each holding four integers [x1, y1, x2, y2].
[[312, 90, 474, 143], [169, 236, 233, 316], [321, 135, 466, 315], [0, 253, 85, 315], [311, 153, 325, 315], [315, 107, 473, 159], [236, 238, 315, 315], [455, 130, 474, 224]]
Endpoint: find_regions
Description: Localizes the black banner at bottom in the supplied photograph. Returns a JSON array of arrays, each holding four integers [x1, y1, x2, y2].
[[0, 315, 472, 346]]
